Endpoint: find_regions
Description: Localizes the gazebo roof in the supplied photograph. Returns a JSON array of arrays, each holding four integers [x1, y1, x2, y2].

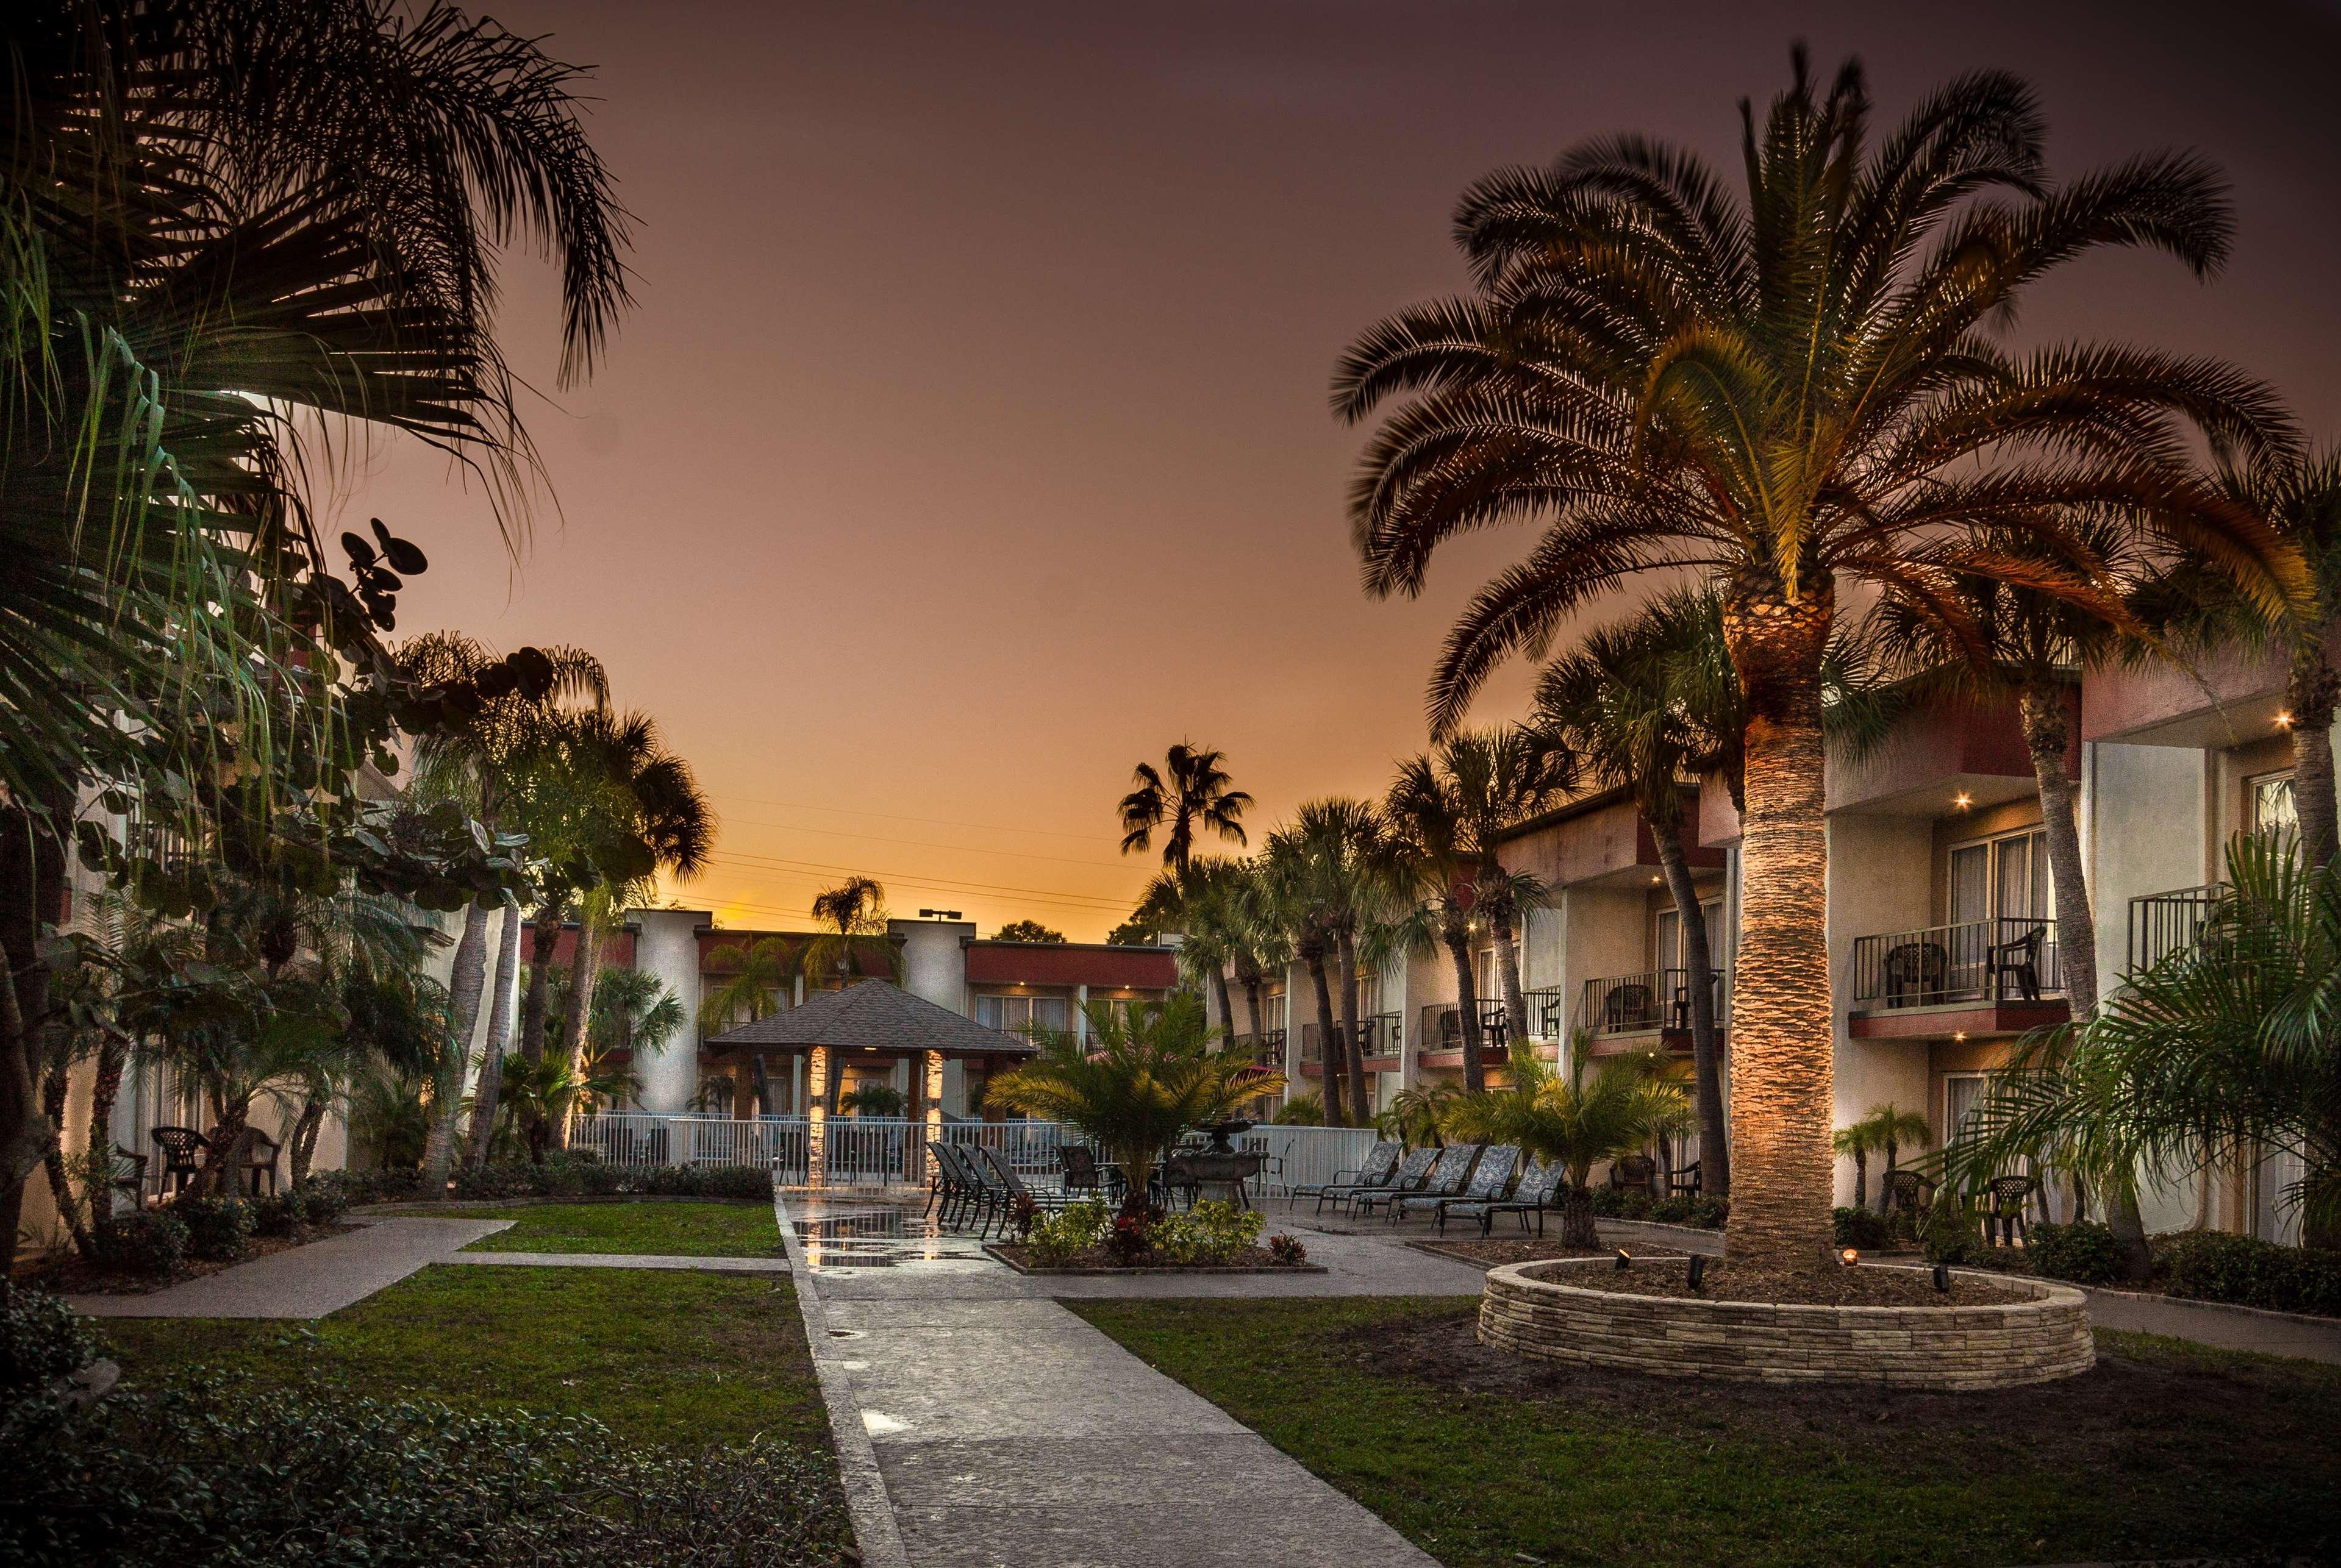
[[704, 980, 1038, 1060]]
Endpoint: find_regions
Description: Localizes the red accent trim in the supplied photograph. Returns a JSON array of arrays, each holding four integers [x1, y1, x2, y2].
[[1848, 1002, 2069, 1039], [518, 924, 635, 968], [963, 943, 1178, 988]]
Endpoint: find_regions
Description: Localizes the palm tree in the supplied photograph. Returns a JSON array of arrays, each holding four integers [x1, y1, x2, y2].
[[1537, 595, 1735, 1196], [1335, 51, 2300, 1270], [1140, 858, 1248, 1051], [1833, 1121, 1880, 1211], [1284, 799, 1396, 1121], [1118, 742, 1254, 871], [699, 936, 802, 1040], [991, 993, 1285, 1215], [1382, 755, 1493, 1092], [1956, 832, 2341, 1260], [1440, 728, 1570, 1061], [0, 0, 630, 1250], [1446, 1046, 1655, 1247], [801, 875, 898, 991], [1855, 1103, 1934, 1214], [1260, 825, 1351, 1126]]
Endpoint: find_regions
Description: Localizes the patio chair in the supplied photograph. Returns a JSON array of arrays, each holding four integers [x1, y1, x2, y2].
[[1607, 1153, 1656, 1196], [932, 1142, 992, 1231], [1057, 1145, 1109, 1197], [1883, 941, 1948, 1007], [1464, 1158, 1568, 1238], [151, 1126, 210, 1197], [1428, 1144, 1520, 1235], [925, 1140, 970, 1222], [1984, 1174, 2040, 1247], [236, 1125, 283, 1197], [1333, 1145, 1437, 1219], [1295, 1139, 1399, 1214], [1602, 984, 1654, 1032], [1882, 1168, 1935, 1218], [110, 1146, 148, 1214], [979, 1146, 1079, 1240], [1667, 1160, 1703, 1200], [1367, 1143, 1481, 1224], [1989, 925, 2048, 1002]]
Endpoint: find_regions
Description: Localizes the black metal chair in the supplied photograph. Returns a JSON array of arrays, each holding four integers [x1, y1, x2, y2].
[[1608, 1153, 1656, 1196], [1603, 985, 1654, 1032], [1985, 1174, 2040, 1246], [1883, 1168, 1936, 1218], [110, 1146, 149, 1213], [151, 1126, 210, 1196], [1667, 1160, 1703, 1200], [1057, 1145, 1107, 1197], [979, 1146, 1079, 1239], [1884, 942, 1949, 1006], [1989, 925, 2048, 1002], [932, 1141, 992, 1230]]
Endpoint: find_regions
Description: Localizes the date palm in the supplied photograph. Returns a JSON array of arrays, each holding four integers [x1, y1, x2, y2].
[[1335, 51, 2300, 1269], [1118, 742, 1253, 871], [1445, 1046, 1654, 1247], [1138, 858, 1248, 1051], [699, 935, 801, 1039]]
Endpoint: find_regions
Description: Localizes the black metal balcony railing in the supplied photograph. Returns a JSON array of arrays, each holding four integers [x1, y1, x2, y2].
[[1850, 918, 2062, 1008], [1418, 1000, 1510, 1056], [1579, 969, 1728, 1036], [1520, 987, 1568, 1041], [1255, 1027, 1287, 1067], [1300, 1014, 1404, 1064], [2128, 883, 2220, 972]]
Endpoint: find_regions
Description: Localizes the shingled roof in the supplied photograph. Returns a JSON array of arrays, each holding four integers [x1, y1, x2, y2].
[[704, 980, 1037, 1059]]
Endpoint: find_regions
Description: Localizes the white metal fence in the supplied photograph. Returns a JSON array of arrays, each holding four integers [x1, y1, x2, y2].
[[565, 1112, 1381, 1196]]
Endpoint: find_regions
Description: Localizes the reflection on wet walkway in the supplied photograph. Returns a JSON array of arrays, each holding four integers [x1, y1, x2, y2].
[[782, 1190, 997, 1273]]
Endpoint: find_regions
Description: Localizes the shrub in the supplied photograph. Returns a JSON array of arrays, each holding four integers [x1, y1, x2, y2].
[[166, 1196, 254, 1263], [1587, 1186, 1624, 1218], [1150, 1201, 1263, 1265], [1685, 1197, 1729, 1230], [1617, 1191, 1653, 1221], [1649, 1196, 1728, 1228], [291, 1178, 349, 1227], [448, 1160, 771, 1203], [1271, 1094, 1323, 1126], [310, 1167, 422, 1207], [1267, 1233, 1308, 1266], [1104, 1205, 1162, 1264], [248, 1189, 307, 1238], [635, 1164, 769, 1200], [2023, 1221, 2123, 1286], [0, 1379, 854, 1567], [90, 1210, 188, 1279], [1833, 1206, 1892, 1250], [1027, 1199, 1112, 1265], [1, 1285, 102, 1402], [1920, 1196, 1981, 1266], [2159, 1230, 2341, 1318]]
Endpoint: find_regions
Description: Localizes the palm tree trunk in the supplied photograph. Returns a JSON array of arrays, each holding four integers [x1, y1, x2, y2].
[[554, 921, 605, 1149], [1243, 976, 1263, 1041], [2019, 681, 2150, 1275], [466, 902, 522, 1165], [0, 782, 71, 1269], [290, 1096, 326, 1186], [1335, 929, 1370, 1121], [1443, 918, 1487, 1094], [1488, 893, 1531, 1069], [421, 898, 492, 1188], [1651, 816, 1729, 1199], [1306, 945, 1346, 1127], [38, 1063, 93, 1259], [1559, 1182, 1597, 1249], [1212, 971, 1237, 1054], [2286, 635, 2339, 870], [1851, 1147, 1867, 1211], [519, 899, 565, 1065], [1719, 588, 1835, 1272]]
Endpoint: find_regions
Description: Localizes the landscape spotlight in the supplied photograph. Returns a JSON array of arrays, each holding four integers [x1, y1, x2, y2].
[[1686, 1255, 1707, 1291], [1838, 1247, 1860, 1267], [1932, 1263, 1951, 1292], [1614, 1247, 1632, 1270]]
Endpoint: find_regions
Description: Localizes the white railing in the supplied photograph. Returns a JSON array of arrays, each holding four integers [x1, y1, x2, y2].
[[564, 1112, 1378, 1194]]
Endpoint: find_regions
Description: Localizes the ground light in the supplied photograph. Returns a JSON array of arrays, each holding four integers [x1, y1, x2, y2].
[[1933, 1264, 1952, 1292], [1685, 1254, 1707, 1291], [1614, 1247, 1632, 1270], [1839, 1247, 1860, 1266]]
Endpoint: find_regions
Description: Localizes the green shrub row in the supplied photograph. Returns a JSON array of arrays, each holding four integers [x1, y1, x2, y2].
[[449, 1159, 773, 1202], [2160, 1230, 2341, 1318], [1025, 1198, 1273, 1266], [1589, 1186, 1728, 1228], [0, 1285, 102, 1402], [2022, 1221, 2126, 1286], [2, 1375, 853, 1567]]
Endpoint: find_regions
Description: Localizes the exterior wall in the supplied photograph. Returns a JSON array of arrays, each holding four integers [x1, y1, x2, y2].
[[1557, 886, 1651, 1038], [894, 919, 973, 1011], [1826, 814, 1936, 1205], [2085, 742, 2212, 994]]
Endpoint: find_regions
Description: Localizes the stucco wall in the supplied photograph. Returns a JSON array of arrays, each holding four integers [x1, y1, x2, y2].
[[1826, 814, 1935, 1204]]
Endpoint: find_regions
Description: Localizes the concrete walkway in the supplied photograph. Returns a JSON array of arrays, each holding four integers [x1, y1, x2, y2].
[[66, 1216, 510, 1319], [443, 1250, 793, 1273], [784, 1194, 1451, 1568]]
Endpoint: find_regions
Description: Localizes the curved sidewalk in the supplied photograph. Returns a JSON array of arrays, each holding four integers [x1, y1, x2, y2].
[[65, 1217, 511, 1319]]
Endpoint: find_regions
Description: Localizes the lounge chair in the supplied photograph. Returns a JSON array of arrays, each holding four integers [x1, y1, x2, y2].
[[929, 1142, 985, 1229], [979, 1146, 1079, 1239], [1296, 1140, 1401, 1215], [1340, 1146, 1438, 1219], [1456, 1158, 1566, 1238], [1428, 1145, 1522, 1235], [1360, 1143, 1478, 1223]]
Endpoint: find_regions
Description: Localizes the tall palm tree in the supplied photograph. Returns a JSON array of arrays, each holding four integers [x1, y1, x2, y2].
[[802, 875, 899, 992], [699, 936, 801, 1041], [1381, 756, 1493, 1092], [1537, 594, 1735, 1196], [1140, 858, 1247, 1051], [1259, 825, 1351, 1125], [1295, 798, 1398, 1123], [1118, 742, 1254, 871], [1335, 51, 2299, 1270], [1439, 727, 1571, 1063], [0, 0, 630, 1249]]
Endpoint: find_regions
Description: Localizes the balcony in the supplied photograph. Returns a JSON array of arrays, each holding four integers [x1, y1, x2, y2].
[[2128, 883, 2220, 972], [1417, 1000, 1510, 1069], [1579, 968, 1728, 1055], [1519, 986, 1568, 1042], [1847, 918, 2068, 1040], [1297, 1014, 1401, 1075], [1251, 1028, 1287, 1069]]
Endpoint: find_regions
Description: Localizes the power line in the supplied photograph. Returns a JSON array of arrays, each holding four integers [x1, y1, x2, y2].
[[703, 850, 1141, 913], [717, 814, 1133, 870], [704, 788, 1126, 847]]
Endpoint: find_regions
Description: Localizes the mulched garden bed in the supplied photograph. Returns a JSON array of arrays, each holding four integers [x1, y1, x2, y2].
[[1531, 1257, 2035, 1307], [985, 1242, 1325, 1275], [1412, 1237, 1685, 1268], [27, 1222, 364, 1295]]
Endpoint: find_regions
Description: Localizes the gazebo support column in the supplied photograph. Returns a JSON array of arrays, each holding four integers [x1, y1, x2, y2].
[[807, 1046, 830, 1187], [923, 1049, 945, 1182]]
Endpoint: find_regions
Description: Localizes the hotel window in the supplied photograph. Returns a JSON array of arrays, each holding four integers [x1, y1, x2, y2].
[[1948, 827, 2050, 927], [2249, 769, 2298, 847], [1654, 898, 1723, 973], [974, 994, 1067, 1038], [1944, 1072, 1990, 1150]]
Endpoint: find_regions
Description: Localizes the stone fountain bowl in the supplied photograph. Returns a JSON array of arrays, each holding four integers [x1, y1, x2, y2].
[[1477, 1256, 2095, 1392]]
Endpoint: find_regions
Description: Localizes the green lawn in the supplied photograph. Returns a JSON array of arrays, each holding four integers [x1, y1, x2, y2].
[[1069, 1295, 2341, 1568], [399, 1200, 784, 1257], [103, 1264, 826, 1450]]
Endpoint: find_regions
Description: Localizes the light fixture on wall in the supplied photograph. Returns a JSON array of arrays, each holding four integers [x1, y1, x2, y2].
[[1953, 1030, 1967, 1042], [2276, 711, 2296, 730], [1953, 791, 1973, 811]]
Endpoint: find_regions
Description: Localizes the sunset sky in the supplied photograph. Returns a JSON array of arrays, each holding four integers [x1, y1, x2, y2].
[[361, 1, 2341, 940]]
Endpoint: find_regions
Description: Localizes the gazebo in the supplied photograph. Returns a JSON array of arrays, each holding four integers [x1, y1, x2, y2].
[[702, 980, 1038, 1160]]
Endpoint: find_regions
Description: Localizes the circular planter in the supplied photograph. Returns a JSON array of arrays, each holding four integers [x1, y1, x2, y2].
[[1478, 1256, 2094, 1391]]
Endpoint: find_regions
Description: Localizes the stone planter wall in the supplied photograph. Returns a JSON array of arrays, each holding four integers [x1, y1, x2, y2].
[[1478, 1257, 2095, 1391]]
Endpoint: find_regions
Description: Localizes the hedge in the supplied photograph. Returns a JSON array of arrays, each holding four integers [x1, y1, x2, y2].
[[2159, 1230, 2341, 1318], [450, 1160, 773, 1203]]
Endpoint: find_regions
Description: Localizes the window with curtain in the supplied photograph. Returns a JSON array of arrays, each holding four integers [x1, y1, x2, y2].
[[2251, 770, 2298, 847], [1945, 1074, 1987, 1148], [1950, 829, 2049, 924]]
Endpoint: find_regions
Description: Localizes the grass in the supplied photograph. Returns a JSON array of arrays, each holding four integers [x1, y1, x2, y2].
[[399, 1200, 784, 1256], [102, 1264, 827, 1450], [1068, 1295, 2341, 1568]]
